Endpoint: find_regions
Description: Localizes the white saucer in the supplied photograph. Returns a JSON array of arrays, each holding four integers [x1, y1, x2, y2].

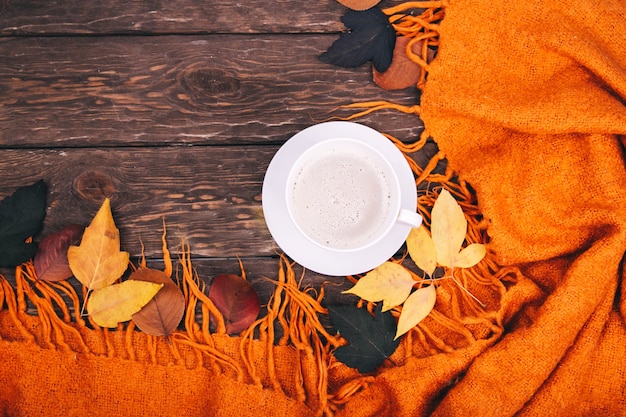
[[262, 121, 417, 276]]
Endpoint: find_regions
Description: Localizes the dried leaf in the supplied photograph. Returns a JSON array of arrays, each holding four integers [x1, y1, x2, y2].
[[67, 198, 130, 290], [454, 243, 487, 268], [343, 262, 416, 311], [430, 189, 467, 268], [373, 37, 434, 90], [0, 180, 46, 267], [87, 280, 163, 328], [328, 303, 400, 373], [395, 285, 436, 339], [34, 224, 84, 282], [336, 0, 381, 11], [406, 225, 437, 277], [208, 274, 261, 335], [319, 8, 396, 72], [130, 268, 185, 337]]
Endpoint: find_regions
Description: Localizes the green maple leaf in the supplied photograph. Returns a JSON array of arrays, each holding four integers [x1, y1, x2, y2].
[[328, 303, 400, 373]]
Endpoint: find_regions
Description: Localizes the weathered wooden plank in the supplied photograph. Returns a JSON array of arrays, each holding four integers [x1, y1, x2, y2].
[[0, 146, 278, 258], [0, 0, 407, 36], [0, 35, 422, 148], [0, 0, 344, 35]]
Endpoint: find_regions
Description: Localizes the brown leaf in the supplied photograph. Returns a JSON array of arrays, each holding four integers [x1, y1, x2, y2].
[[336, 0, 381, 11], [34, 224, 84, 281], [208, 274, 261, 335], [373, 37, 434, 90], [130, 268, 185, 337]]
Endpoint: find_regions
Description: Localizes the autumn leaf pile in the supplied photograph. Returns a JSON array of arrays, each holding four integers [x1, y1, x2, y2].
[[0, 182, 260, 338]]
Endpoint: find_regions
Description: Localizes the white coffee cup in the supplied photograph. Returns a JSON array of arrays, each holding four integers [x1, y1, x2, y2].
[[286, 137, 422, 251], [262, 121, 421, 276]]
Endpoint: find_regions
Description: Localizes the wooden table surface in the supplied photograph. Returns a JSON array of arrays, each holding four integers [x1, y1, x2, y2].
[[0, 0, 422, 302]]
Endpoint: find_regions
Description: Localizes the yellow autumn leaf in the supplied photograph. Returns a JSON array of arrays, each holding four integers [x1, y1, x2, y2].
[[87, 280, 163, 328], [430, 189, 468, 268], [343, 262, 416, 311], [68, 198, 130, 290], [407, 225, 437, 277], [454, 243, 487, 268], [395, 285, 436, 340]]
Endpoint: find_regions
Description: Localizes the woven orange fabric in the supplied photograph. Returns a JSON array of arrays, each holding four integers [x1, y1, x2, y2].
[[1, 0, 625, 415], [419, 0, 626, 415]]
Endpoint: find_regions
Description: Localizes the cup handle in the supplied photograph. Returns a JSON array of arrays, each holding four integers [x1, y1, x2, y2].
[[397, 209, 423, 228]]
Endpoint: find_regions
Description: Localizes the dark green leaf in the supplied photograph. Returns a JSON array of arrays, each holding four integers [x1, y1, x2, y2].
[[328, 303, 400, 373], [0, 180, 46, 267], [319, 8, 396, 72]]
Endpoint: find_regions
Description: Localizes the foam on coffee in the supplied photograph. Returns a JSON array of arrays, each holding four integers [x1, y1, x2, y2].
[[289, 142, 393, 250]]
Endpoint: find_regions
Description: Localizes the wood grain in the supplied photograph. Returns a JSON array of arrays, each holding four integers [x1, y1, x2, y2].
[[0, 0, 408, 35], [0, 146, 278, 257], [0, 35, 421, 148], [0, 0, 345, 35]]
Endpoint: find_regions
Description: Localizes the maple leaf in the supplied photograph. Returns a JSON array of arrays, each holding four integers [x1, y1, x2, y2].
[[319, 8, 396, 72], [0, 180, 46, 267], [67, 198, 130, 291], [87, 279, 163, 328], [342, 262, 416, 311], [130, 268, 185, 337], [328, 304, 400, 373]]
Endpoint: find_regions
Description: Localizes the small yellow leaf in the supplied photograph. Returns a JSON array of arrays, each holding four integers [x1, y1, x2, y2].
[[453, 243, 487, 268], [343, 262, 415, 311], [68, 198, 130, 290], [407, 225, 437, 277], [395, 285, 436, 340], [431, 189, 467, 268], [87, 280, 163, 328]]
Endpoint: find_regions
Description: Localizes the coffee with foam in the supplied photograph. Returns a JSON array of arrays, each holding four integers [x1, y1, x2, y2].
[[288, 139, 395, 250]]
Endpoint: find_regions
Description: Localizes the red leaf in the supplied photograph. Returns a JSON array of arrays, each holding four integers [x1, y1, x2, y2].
[[373, 37, 435, 90], [130, 268, 185, 337], [208, 274, 261, 335], [34, 224, 84, 281]]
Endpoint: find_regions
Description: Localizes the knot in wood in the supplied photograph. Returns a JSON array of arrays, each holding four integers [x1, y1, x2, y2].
[[183, 68, 240, 95], [73, 170, 116, 202]]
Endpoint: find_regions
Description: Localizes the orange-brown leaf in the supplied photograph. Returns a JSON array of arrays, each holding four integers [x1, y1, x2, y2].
[[67, 198, 130, 290], [208, 274, 261, 335], [336, 0, 381, 11], [130, 268, 185, 337], [34, 224, 84, 282], [373, 37, 433, 90]]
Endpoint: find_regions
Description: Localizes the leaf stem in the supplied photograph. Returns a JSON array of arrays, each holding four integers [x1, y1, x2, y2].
[[450, 268, 486, 308], [80, 288, 91, 317]]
